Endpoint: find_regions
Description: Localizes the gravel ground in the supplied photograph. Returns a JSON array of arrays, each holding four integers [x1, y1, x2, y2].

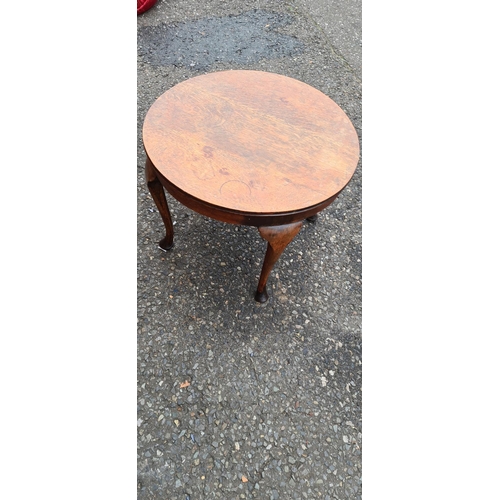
[[137, 0, 361, 498]]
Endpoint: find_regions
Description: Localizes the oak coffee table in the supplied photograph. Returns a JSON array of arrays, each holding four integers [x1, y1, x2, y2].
[[143, 70, 359, 302]]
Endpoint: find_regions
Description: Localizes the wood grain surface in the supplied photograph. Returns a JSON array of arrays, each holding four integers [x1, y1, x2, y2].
[[143, 70, 359, 215]]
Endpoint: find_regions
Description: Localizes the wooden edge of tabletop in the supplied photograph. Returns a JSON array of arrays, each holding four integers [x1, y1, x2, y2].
[[149, 156, 348, 227]]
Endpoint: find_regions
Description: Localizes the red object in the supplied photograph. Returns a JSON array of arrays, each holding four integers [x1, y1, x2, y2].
[[138, 0, 157, 15]]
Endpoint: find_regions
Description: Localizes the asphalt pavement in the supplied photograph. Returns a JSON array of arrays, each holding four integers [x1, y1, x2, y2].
[[137, 0, 362, 498]]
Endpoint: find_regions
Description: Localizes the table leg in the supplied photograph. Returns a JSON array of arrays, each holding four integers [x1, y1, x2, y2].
[[145, 157, 174, 251], [255, 221, 303, 303], [306, 214, 318, 223]]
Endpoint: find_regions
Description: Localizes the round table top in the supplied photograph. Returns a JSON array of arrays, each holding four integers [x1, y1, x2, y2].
[[143, 70, 359, 215]]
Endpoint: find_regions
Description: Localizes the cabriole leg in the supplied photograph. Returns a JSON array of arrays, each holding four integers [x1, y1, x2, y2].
[[255, 221, 303, 303], [145, 157, 174, 251]]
